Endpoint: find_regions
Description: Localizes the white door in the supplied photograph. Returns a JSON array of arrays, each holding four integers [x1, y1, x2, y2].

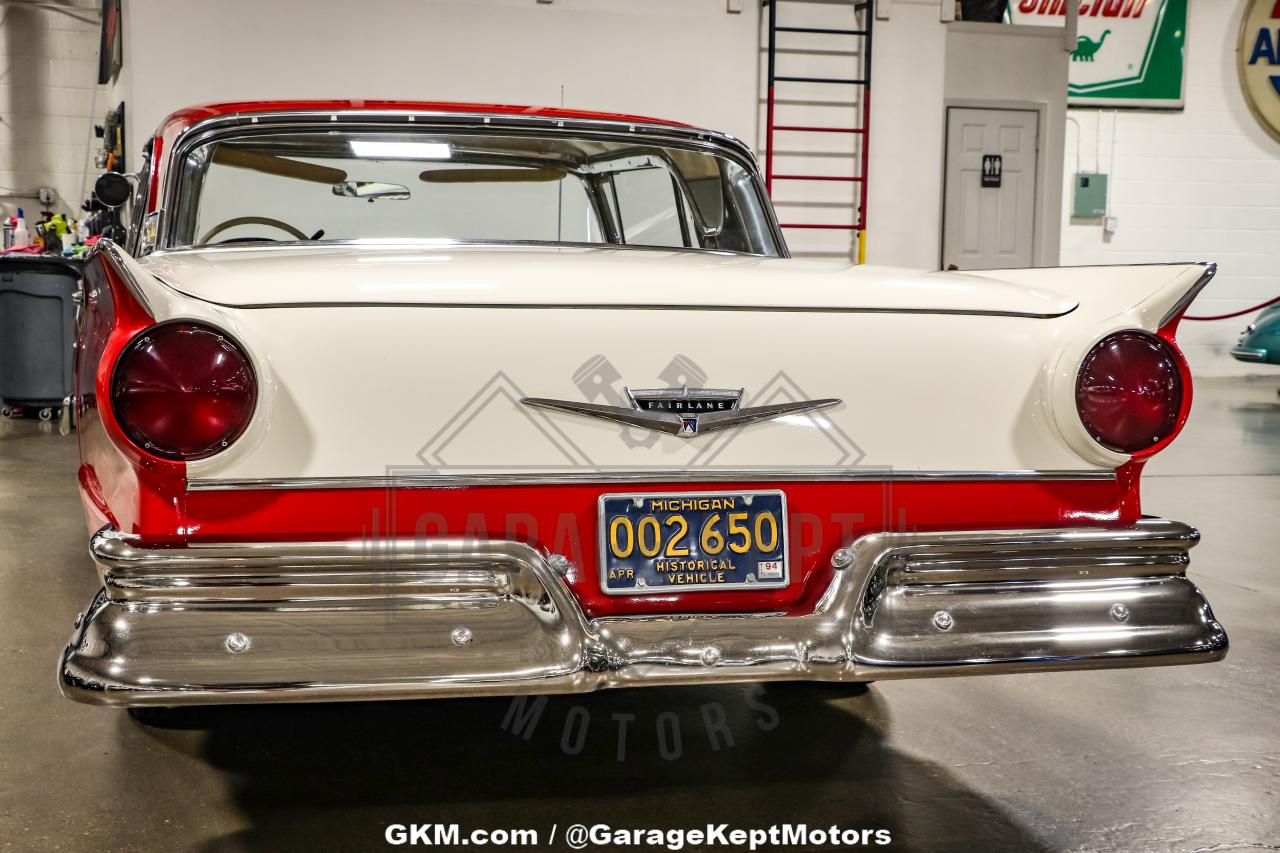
[[942, 108, 1038, 271]]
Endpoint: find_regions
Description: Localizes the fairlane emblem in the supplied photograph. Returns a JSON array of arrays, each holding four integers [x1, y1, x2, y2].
[[521, 386, 840, 438]]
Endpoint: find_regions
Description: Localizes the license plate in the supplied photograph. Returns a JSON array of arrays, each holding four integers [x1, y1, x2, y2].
[[598, 490, 789, 595]]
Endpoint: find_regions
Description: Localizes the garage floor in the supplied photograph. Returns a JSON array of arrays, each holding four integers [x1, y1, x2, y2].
[[1, 378, 1277, 853]]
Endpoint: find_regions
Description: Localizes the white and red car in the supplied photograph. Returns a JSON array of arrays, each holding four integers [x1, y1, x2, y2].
[[62, 100, 1226, 706]]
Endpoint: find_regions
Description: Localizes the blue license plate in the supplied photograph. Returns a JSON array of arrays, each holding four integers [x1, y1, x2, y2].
[[598, 490, 789, 595]]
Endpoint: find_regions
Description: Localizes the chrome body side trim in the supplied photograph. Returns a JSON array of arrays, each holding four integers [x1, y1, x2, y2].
[[1159, 262, 1217, 328], [1230, 346, 1267, 362], [148, 238, 750, 260], [183, 469, 1118, 491], [60, 519, 1226, 706], [90, 239, 154, 315]]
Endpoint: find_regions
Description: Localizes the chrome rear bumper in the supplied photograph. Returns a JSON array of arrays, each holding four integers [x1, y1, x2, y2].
[[60, 519, 1227, 706]]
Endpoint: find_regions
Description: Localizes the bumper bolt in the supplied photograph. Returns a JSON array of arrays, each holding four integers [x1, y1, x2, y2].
[[932, 611, 954, 631], [224, 632, 252, 654], [1110, 603, 1130, 623], [451, 627, 473, 646], [831, 548, 853, 570], [548, 554, 571, 576]]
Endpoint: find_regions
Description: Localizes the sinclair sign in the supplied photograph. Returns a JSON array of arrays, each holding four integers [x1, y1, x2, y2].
[[1240, 0, 1280, 143], [1008, 0, 1187, 108]]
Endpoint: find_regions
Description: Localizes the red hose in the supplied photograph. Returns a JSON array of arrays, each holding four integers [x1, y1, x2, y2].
[[1184, 293, 1280, 321]]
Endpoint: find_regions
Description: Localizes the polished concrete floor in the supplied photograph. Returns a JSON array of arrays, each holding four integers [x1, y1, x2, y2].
[[1, 378, 1277, 853]]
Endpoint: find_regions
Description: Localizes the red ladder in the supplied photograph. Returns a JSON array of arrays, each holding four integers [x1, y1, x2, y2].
[[763, 0, 873, 259]]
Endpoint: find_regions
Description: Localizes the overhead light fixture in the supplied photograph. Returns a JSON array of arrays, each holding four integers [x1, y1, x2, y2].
[[349, 140, 451, 160]]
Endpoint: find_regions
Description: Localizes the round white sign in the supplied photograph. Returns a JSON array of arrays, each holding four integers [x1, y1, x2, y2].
[[1240, 0, 1280, 143]]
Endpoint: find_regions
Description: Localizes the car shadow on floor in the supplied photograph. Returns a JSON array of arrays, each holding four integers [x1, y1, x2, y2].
[[128, 683, 1052, 853]]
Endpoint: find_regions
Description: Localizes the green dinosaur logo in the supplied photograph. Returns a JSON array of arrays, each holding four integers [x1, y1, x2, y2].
[[1072, 30, 1112, 62]]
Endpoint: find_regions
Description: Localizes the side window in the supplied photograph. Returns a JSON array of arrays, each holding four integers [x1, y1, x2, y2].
[[610, 167, 691, 248]]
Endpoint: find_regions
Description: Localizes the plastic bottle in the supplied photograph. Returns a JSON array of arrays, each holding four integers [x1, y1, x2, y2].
[[13, 208, 30, 247]]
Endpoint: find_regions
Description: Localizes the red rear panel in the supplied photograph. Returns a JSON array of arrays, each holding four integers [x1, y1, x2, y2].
[[180, 475, 1141, 618]]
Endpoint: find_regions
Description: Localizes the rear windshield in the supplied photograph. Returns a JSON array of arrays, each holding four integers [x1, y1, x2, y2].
[[166, 128, 781, 256]]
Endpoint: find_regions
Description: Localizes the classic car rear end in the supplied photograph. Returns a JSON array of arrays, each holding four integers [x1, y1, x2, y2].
[[60, 102, 1226, 706]]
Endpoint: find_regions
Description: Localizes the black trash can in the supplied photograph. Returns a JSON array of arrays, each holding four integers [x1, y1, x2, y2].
[[0, 255, 82, 421]]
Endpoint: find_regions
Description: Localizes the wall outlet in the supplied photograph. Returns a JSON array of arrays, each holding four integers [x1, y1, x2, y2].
[[1104, 216, 1119, 233], [727, 0, 743, 12], [37, 187, 55, 205]]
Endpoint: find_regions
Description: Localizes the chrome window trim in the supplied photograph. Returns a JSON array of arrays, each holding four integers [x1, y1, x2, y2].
[[147, 237, 749, 260], [184, 469, 1118, 491], [157, 110, 788, 257]]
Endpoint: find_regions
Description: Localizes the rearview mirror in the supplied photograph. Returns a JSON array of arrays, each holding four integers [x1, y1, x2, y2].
[[332, 181, 410, 202], [94, 172, 133, 208]]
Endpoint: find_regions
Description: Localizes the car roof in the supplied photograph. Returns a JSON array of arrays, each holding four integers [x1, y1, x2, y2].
[[156, 100, 693, 138]]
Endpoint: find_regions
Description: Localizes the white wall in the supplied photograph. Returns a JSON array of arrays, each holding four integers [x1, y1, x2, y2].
[[0, 1, 103, 221], [1060, 0, 1280, 375], [865, 0, 948, 268], [863, 7, 1069, 270], [116, 0, 759, 166], [945, 22, 1068, 268]]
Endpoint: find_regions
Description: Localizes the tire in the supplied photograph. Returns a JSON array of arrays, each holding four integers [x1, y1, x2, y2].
[[38, 407, 53, 422], [0, 407, 12, 419]]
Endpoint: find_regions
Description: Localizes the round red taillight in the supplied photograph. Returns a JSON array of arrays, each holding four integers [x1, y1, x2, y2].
[[1075, 331, 1183, 455], [111, 322, 257, 461]]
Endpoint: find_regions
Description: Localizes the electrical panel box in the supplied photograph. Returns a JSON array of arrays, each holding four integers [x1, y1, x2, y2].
[[1073, 172, 1108, 218]]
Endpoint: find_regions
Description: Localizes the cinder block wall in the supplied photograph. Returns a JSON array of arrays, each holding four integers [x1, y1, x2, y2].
[[1060, 0, 1280, 375], [116, 0, 760, 169], [0, 2, 102, 221]]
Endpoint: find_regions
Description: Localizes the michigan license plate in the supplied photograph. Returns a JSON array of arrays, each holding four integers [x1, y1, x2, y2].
[[598, 490, 789, 595]]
